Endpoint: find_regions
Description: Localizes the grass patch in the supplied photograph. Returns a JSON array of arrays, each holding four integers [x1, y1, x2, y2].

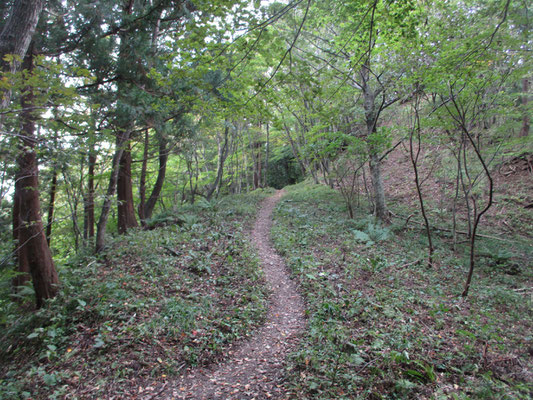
[[272, 182, 532, 399]]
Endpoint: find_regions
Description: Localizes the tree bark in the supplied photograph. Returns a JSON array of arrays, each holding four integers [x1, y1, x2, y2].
[[15, 49, 59, 307], [368, 151, 387, 221], [143, 134, 168, 220], [138, 130, 149, 225], [12, 169, 30, 288], [113, 0, 137, 234], [361, 64, 387, 222], [0, 0, 44, 108], [117, 142, 138, 233]]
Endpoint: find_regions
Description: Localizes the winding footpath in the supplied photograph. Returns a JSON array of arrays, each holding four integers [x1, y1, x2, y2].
[[164, 190, 306, 399]]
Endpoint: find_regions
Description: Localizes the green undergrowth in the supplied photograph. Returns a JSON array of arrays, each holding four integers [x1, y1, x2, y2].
[[272, 182, 532, 400], [0, 188, 273, 399]]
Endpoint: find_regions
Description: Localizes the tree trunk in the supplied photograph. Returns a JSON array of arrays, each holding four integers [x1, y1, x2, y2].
[[46, 171, 57, 245], [117, 142, 138, 233], [0, 0, 44, 108], [62, 170, 82, 251], [112, 0, 137, 235], [95, 130, 131, 252], [206, 124, 229, 201], [409, 102, 433, 268], [138, 129, 149, 225], [84, 152, 96, 239], [12, 169, 30, 288], [143, 134, 168, 220], [361, 61, 388, 222], [264, 122, 270, 187], [15, 49, 58, 307], [458, 130, 494, 298]]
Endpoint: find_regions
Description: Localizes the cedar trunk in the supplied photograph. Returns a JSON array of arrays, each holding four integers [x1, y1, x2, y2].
[[12, 170, 30, 287], [0, 0, 44, 108], [117, 143, 138, 233], [15, 49, 59, 307]]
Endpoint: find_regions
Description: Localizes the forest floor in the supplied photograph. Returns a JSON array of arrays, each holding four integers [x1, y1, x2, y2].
[[161, 190, 306, 399], [0, 189, 280, 399], [1, 157, 531, 399], [271, 182, 531, 399]]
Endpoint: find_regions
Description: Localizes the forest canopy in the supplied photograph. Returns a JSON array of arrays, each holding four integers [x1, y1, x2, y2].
[[0, 0, 530, 333]]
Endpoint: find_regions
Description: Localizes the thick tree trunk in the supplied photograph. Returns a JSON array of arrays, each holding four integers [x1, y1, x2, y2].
[[117, 142, 138, 233], [112, 0, 137, 235], [12, 170, 30, 288], [0, 0, 44, 108], [95, 130, 130, 252], [15, 50, 59, 307]]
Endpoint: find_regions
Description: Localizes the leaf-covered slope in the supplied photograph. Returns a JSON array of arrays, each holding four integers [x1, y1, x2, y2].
[[0, 189, 274, 399], [272, 182, 531, 399]]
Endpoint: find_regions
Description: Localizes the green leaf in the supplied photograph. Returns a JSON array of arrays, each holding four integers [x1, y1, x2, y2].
[[43, 373, 57, 386]]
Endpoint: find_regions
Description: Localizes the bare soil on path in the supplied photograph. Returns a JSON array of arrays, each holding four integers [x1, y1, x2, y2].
[[162, 190, 306, 399]]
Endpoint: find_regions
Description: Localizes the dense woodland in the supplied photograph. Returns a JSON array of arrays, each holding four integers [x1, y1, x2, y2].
[[0, 0, 531, 398]]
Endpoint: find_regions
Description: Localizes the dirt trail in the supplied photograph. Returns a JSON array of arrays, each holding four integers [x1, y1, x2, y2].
[[163, 190, 305, 399]]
